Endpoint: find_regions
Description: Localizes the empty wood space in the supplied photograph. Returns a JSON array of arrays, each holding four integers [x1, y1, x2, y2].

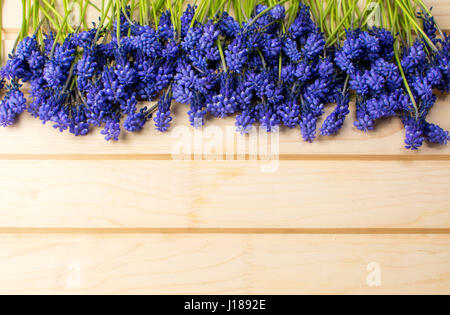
[[0, 0, 449, 294]]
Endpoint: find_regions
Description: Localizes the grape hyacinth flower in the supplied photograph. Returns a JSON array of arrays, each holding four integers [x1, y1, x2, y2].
[[154, 93, 173, 132]]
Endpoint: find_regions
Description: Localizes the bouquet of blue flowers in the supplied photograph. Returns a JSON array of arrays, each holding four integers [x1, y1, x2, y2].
[[0, 0, 448, 150]]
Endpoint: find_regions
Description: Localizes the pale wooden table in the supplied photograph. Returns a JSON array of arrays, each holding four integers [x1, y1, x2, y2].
[[0, 0, 449, 294]]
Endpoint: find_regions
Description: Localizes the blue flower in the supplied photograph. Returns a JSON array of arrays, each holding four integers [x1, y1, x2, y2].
[[412, 76, 433, 101], [43, 61, 66, 88], [181, 5, 196, 38], [366, 95, 395, 120], [207, 94, 238, 118], [28, 50, 46, 71], [155, 64, 174, 92], [15, 36, 39, 60], [76, 52, 98, 91], [153, 92, 172, 132], [259, 107, 279, 132], [199, 21, 220, 51], [188, 50, 208, 71], [283, 37, 301, 63], [300, 112, 317, 142], [289, 5, 315, 41], [162, 40, 180, 60], [5, 86, 27, 114], [277, 100, 300, 128], [38, 94, 63, 124], [359, 32, 379, 53], [0, 86, 26, 127], [236, 110, 256, 134], [51, 106, 70, 132], [28, 83, 50, 118], [115, 61, 136, 87], [294, 61, 312, 82], [43, 32, 55, 55], [270, 4, 286, 20], [365, 69, 386, 95], [335, 50, 355, 74], [402, 41, 427, 73], [424, 121, 449, 145], [0, 101, 16, 127], [173, 62, 199, 103], [302, 32, 325, 60], [71, 29, 96, 49], [354, 100, 375, 132], [317, 58, 334, 79], [320, 93, 350, 136], [418, 10, 437, 40], [225, 36, 248, 73], [182, 26, 203, 52], [280, 63, 295, 83], [119, 92, 138, 115], [262, 34, 282, 59], [157, 11, 174, 40], [101, 117, 121, 141], [53, 43, 76, 69], [1, 57, 32, 81], [188, 99, 207, 127], [252, 5, 271, 28], [402, 116, 424, 150], [219, 12, 240, 38], [135, 27, 162, 58], [306, 79, 329, 100], [342, 32, 363, 60], [350, 71, 369, 96], [426, 67, 443, 87], [124, 108, 151, 132], [68, 106, 90, 137]]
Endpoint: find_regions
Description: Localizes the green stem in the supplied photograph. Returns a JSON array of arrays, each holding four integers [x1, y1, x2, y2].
[[217, 39, 227, 72], [395, 45, 419, 119], [245, 0, 289, 29], [41, 0, 75, 32], [92, 0, 113, 48], [51, 2, 75, 56], [116, 0, 121, 46], [325, 3, 354, 46], [394, 0, 437, 51]]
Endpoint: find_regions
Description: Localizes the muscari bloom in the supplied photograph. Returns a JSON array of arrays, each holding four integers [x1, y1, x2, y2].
[[154, 93, 173, 132]]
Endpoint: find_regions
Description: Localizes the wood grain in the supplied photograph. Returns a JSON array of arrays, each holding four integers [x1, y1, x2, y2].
[[0, 160, 448, 229], [0, 233, 449, 294], [1, 0, 450, 295]]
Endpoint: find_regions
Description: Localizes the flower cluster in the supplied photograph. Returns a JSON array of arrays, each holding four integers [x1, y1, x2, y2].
[[0, 4, 449, 150], [335, 28, 406, 132], [1, 9, 178, 141], [397, 12, 450, 149]]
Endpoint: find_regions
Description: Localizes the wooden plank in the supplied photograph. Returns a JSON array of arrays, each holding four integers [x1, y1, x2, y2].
[[0, 96, 448, 157], [1, 1, 450, 157], [0, 233, 448, 294], [0, 160, 449, 229]]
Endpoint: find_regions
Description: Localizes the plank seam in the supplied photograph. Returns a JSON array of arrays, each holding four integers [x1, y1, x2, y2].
[[0, 154, 449, 160], [1, 228, 450, 234]]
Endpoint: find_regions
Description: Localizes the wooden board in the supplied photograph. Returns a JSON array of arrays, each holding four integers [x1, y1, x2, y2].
[[1, 0, 450, 295], [0, 234, 449, 295], [0, 160, 449, 229]]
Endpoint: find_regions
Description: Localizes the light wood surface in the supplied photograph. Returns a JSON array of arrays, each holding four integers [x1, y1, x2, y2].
[[0, 160, 449, 229], [0, 0, 449, 295], [1, 234, 449, 295]]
